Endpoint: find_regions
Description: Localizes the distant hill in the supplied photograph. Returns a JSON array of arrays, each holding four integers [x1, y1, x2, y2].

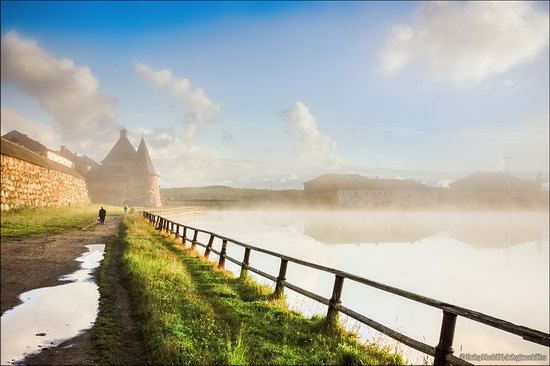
[[161, 186, 306, 208]]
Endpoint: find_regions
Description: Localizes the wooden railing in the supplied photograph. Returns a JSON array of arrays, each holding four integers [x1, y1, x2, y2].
[[142, 211, 550, 366]]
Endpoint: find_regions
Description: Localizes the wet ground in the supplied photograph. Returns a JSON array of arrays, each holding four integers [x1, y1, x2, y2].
[[0, 217, 121, 364], [1, 245, 105, 365]]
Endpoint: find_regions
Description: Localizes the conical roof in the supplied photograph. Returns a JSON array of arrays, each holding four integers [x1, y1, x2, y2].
[[102, 129, 136, 164], [133, 136, 157, 176]]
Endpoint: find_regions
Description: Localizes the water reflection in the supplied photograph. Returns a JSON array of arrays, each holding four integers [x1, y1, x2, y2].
[[303, 212, 437, 244], [175, 209, 549, 365], [0, 244, 105, 365], [302, 211, 547, 249]]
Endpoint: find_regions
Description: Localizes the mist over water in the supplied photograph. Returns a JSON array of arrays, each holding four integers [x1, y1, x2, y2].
[[168, 209, 549, 365]]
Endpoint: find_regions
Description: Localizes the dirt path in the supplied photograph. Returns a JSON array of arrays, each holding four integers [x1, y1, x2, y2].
[[1, 216, 137, 365], [1, 217, 120, 314]]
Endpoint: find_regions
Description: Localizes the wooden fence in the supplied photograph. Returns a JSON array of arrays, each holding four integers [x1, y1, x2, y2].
[[143, 211, 549, 366]]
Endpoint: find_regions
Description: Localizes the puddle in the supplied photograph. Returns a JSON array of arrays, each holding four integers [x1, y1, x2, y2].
[[0, 244, 105, 365]]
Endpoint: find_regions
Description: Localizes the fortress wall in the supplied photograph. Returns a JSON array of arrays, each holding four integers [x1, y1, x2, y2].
[[87, 176, 161, 207], [0, 154, 90, 211]]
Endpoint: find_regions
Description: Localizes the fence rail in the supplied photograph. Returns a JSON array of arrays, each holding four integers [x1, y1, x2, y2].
[[142, 211, 549, 366]]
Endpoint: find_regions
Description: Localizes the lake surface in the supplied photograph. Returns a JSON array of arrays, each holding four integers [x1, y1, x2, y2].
[[168, 209, 549, 365]]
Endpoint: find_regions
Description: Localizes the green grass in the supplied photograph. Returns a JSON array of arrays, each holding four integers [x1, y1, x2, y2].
[[90, 223, 146, 365], [0, 204, 123, 240], [122, 214, 404, 365]]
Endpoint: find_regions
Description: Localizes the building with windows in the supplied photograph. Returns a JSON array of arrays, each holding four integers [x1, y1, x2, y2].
[[304, 174, 438, 207], [2, 130, 74, 169]]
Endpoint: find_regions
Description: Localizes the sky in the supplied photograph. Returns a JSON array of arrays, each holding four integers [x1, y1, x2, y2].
[[1, 1, 549, 189]]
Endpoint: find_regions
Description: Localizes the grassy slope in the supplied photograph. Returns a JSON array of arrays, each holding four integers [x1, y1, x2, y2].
[[91, 223, 146, 365], [0, 204, 123, 240], [122, 214, 403, 365], [161, 186, 306, 208]]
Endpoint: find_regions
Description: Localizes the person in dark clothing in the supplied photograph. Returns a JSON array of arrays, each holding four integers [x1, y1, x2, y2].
[[98, 207, 107, 225]]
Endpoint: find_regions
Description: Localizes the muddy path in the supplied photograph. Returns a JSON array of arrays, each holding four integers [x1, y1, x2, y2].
[[1, 217, 121, 315], [1, 216, 135, 365]]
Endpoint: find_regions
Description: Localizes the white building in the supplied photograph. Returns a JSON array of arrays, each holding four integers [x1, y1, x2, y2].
[[304, 174, 438, 207], [46, 150, 74, 168], [338, 185, 438, 207]]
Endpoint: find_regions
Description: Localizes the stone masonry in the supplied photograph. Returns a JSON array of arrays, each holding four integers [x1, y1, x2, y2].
[[1, 151, 90, 211]]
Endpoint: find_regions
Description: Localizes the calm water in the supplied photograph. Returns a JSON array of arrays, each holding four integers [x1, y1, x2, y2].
[[169, 209, 550, 365], [0, 244, 105, 365]]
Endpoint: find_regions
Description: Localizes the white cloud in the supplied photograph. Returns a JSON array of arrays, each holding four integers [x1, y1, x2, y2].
[[280, 101, 341, 166], [0, 105, 61, 148], [135, 63, 220, 145], [126, 127, 221, 187], [1, 31, 119, 144], [377, 2, 549, 85]]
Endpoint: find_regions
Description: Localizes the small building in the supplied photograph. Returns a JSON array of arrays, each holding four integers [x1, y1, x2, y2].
[[448, 172, 543, 207], [303, 174, 364, 204], [303, 174, 438, 207], [86, 128, 162, 207], [58, 145, 100, 176], [2, 130, 74, 168]]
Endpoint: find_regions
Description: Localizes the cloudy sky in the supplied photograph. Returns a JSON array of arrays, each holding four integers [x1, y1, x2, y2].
[[1, 1, 549, 188]]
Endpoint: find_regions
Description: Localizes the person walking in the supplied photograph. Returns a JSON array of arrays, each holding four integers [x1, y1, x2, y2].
[[98, 206, 107, 225]]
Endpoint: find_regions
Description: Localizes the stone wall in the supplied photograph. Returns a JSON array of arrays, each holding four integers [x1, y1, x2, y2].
[[87, 175, 162, 207], [1, 154, 90, 211]]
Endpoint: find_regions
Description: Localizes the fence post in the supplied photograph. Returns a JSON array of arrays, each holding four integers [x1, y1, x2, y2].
[[326, 275, 345, 328], [191, 230, 198, 250], [240, 248, 251, 278], [218, 239, 227, 268], [175, 224, 180, 238], [182, 227, 187, 246], [274, 259, 288, 298], [205, 234, 214, 259], [434, 310, 457, 366]]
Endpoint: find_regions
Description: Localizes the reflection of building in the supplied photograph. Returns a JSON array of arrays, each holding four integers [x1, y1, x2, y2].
[[302, 211, 548, 248], [304, 174, 438, 207], [303, 214, 438, 244], [448, 172, 543, 208], [448, 216, 545, 249], [87, 129, 162, 207]]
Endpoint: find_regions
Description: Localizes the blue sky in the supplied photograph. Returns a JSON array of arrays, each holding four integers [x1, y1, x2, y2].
[[1, 1, 549, 188]]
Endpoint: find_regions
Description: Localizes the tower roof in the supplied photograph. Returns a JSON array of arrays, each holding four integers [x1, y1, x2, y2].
[[133, 136, 157, 176], [102, 128, 136, 164]]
